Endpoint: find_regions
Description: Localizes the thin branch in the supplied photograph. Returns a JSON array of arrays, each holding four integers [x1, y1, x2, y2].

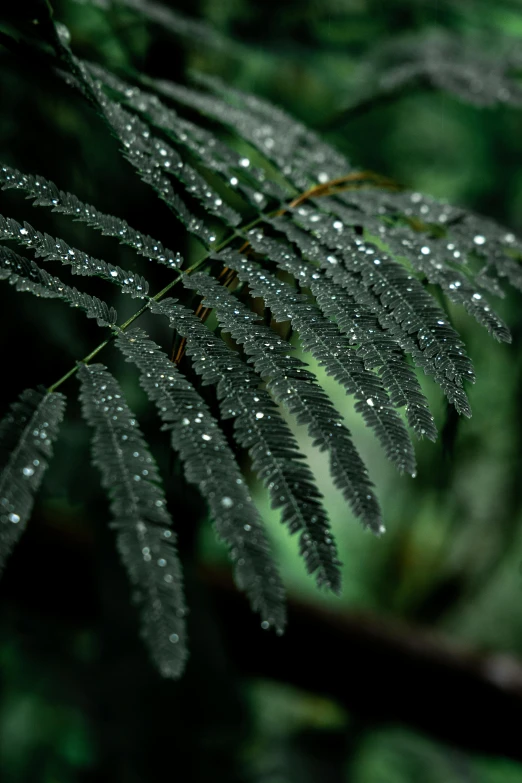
[[320, 75, 433, 130]]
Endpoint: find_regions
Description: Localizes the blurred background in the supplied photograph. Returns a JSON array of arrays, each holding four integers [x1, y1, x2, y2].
[[2, 0, 522, 780]]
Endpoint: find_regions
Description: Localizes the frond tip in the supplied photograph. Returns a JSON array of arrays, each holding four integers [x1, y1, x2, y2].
[[150, 297, 344, 593], [0, 388, 66, 573], [115, 327, 287, 631], [78, 362, 188, 678]]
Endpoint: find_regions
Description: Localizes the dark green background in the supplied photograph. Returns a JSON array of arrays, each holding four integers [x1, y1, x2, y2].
[[2, 0, 522, 780]]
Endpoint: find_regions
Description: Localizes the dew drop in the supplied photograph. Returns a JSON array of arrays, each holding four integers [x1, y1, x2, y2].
[[221, 496, 233, 509], [473, 235, 486, 246]]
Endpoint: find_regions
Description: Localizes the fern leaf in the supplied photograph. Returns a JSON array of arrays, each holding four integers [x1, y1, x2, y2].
[[209, 246, 416, 476], [312, 276, 438, 441], [180, 272, 384, 533], [115, 328, 286, 630], [0, 388, 66, 573], [289, 209, 475, 415], [0, 163, 182, 270], [71, 61, 241, 245], [55, 58, 214, 245], [145, 75, 301, 190], [0, 245, 117, 326], [449, 214, 522, 293], [382, 226, 511, 343], [88, 81, 217, 246], [328, 259, 473, 417], [150, 297, 344, 591], [90, 67, 285, 210], [269, 214, 472, 416], [78, 362, 187, 678], [0, 214, 148, 298], [189, 72, 351, 191], [260, 216, 437, 440], [321, 184, 522, 297], [395, 200, 522, 295], [356, 31, 522, 110]]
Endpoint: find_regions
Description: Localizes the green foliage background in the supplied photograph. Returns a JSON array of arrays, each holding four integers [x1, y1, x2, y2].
[[2, 0, 522, 781]]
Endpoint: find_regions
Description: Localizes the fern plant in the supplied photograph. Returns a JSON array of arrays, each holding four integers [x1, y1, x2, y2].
[[0, 0, 521, 678]]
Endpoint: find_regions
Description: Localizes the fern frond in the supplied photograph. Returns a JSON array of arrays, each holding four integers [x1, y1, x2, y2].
[[327, 187, 512, 341], [364, 187, 522, 293], [115, 328, 286, 630], [328, 258, 473, 417], [150, 297, 344, 591], [288, 209, 475, 414], [0, 163, 182, 270], [312, 183, 522, 298], [0, 388, 66, 572], [312, 276, 438, 441], [53, 58, 215, 245], [192, 72, 352, 190], [78, 362, 187, 678], [209, 246, 416, 476], [356, 30, 522, 109], [382, 226, 511, 343], [302, 185, 514, 341], [143, 74, 327, 193], [0, 245, 117, 326], [69, 61, 241, 246], [90, 67, 286, 211], [181, 271, 384, 533], [259, 216, 437, 439], [87, 82, 219, 246], [450, 214, 522, 293], [268, 212, 472, 416], [0, 214, 149, 297]]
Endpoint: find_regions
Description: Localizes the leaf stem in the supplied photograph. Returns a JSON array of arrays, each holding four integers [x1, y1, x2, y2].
[[47, 215, 264, 393], [47, 166, 373, 394]]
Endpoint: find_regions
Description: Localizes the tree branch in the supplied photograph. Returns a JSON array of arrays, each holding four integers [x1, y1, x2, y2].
[[3, 519, 522, 761], [206, 565, 522, 760]]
